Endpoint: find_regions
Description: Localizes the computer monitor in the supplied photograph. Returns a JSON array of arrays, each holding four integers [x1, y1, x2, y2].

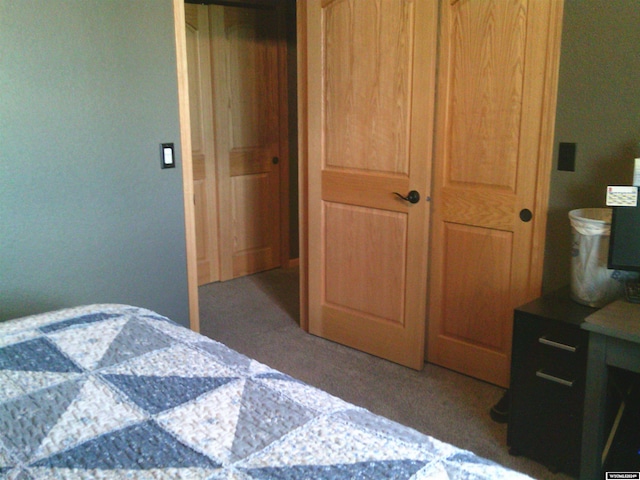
[[608, 205, 640, 272]]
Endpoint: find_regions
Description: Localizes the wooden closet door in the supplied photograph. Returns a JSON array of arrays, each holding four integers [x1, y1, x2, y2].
[[427, 0, 563, 386], [305, 0, 438, 370], [211, 4, 284, 280], [186, 3, 220, 286]]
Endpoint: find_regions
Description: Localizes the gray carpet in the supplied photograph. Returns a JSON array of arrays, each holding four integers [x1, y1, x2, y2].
[[199, 267, 572, 480]]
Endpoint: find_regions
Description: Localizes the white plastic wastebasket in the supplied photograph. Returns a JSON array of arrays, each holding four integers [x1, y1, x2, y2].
[[569, 208, 625, 307]]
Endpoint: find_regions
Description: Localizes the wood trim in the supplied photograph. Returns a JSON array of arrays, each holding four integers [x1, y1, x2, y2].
[[296, 0, 308, 331], [321, 170, 410, 212], [173, 0, 200, 332], [276, 0, 291, 274], [508, 0, 565, 309], [529, 0, 564, 298]]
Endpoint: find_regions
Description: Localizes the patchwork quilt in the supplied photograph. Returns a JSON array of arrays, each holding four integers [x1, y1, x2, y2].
[[0, 304, 531, 479]]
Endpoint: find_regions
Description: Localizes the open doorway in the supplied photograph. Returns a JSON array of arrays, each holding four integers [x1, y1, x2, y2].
[[185, 0, 299, 286], [185, 0, 299, 334]]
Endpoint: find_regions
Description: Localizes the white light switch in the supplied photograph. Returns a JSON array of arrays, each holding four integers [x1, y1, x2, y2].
[[161, 143, 175, 169]]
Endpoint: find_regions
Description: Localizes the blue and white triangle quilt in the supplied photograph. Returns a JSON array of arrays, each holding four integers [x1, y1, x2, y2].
[[0, 304, 531, 479]]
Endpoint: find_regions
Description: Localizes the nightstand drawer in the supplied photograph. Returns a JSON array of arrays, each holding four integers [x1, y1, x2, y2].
[[537, 330, 587, 383], [516, 318, 588, 387]]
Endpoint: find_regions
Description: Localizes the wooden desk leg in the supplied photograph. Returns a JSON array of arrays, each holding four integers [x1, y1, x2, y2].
[[581, 333, 608, 480]]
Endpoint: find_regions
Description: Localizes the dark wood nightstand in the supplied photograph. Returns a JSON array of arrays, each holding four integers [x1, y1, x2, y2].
[[507, 287, 598, 477]]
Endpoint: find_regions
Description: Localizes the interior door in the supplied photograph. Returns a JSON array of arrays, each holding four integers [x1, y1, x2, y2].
[[427, 0, 564, 386], [305, 0, 438, 370], [185, 3, 220, 286], [210, 4, 284, 281]]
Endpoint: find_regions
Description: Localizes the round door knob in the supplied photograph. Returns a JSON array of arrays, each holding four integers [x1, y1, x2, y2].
[[519, 208, 533, 222]]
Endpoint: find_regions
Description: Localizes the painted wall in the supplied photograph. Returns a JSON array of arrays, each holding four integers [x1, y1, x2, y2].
[[0, 1, 190, 326], [543, 0, 640, 293]]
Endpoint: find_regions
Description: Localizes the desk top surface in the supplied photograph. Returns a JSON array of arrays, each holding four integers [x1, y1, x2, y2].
[[583, 298, 640, 343]]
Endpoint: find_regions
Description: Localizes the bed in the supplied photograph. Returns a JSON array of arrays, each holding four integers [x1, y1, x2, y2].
[[0, 304, 530, 479]]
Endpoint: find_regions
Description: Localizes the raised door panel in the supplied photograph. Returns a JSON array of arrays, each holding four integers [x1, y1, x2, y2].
[[324, 203, 407, 324], [441, 224, 512, 351], [447, 1, 525, 191], [323, 0, 411, 175]]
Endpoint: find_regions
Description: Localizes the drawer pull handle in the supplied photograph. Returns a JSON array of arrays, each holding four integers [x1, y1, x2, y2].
[[536, 369, 574, 387], [538, 336, 577, 353]]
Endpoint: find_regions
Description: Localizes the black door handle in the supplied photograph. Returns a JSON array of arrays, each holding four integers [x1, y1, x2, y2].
[[393, 190, 420, 204]]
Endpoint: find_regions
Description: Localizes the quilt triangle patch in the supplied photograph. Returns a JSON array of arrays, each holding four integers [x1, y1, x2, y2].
[[247, 359, 275, 376], [440, 451, 513, 478], [0, 328, 39, 349], [255, 375, 352, 414], [39, 312, 123, 334], [0, 370, 82, 401], [240, 414, 432, 469], [231, 381, 315, 460], [195, 340, 252, 372], [143, 315, 204, 344], [31, 420, 221, 470], [0, 380, 83, 463], [46, 316, 129, 371], [0, 338, 82, 373], [157, 379, 246, 464], [243, 459, 428, 479], [0, 370, 26, 402], [96, 319, 173, 369], [34, 376, 147, 460], [102, 374, 237, 414], [101, 344, 238, 379], [254, 372, 304, 384], [27, 467, 219, 480]]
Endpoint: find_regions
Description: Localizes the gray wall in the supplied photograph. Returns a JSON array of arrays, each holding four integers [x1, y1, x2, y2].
[[543, 0, 640, 293], [0, 0, 190, 326]]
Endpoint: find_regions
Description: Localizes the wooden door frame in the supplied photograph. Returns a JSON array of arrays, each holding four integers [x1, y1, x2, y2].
[[296, 0, 308, 331], [174, 0, 200, 332], [173, 0, 294, 332]]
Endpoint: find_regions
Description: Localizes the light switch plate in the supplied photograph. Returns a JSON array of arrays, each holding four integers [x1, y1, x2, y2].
[[606, 186, 638, 206], [558, 142, 576, 171], [161, 143, 175, 169]]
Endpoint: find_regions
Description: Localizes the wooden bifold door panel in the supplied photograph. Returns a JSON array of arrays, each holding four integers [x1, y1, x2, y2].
[[211, 4, 284, 281], [427, 0, 563, 386], [186, 3, 220, 286], [304, 0, 438, 370], [186, 1, 289, 285]]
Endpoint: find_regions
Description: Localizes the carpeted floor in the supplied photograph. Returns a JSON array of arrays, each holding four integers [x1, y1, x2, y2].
[[198, 266, 573, 480]]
